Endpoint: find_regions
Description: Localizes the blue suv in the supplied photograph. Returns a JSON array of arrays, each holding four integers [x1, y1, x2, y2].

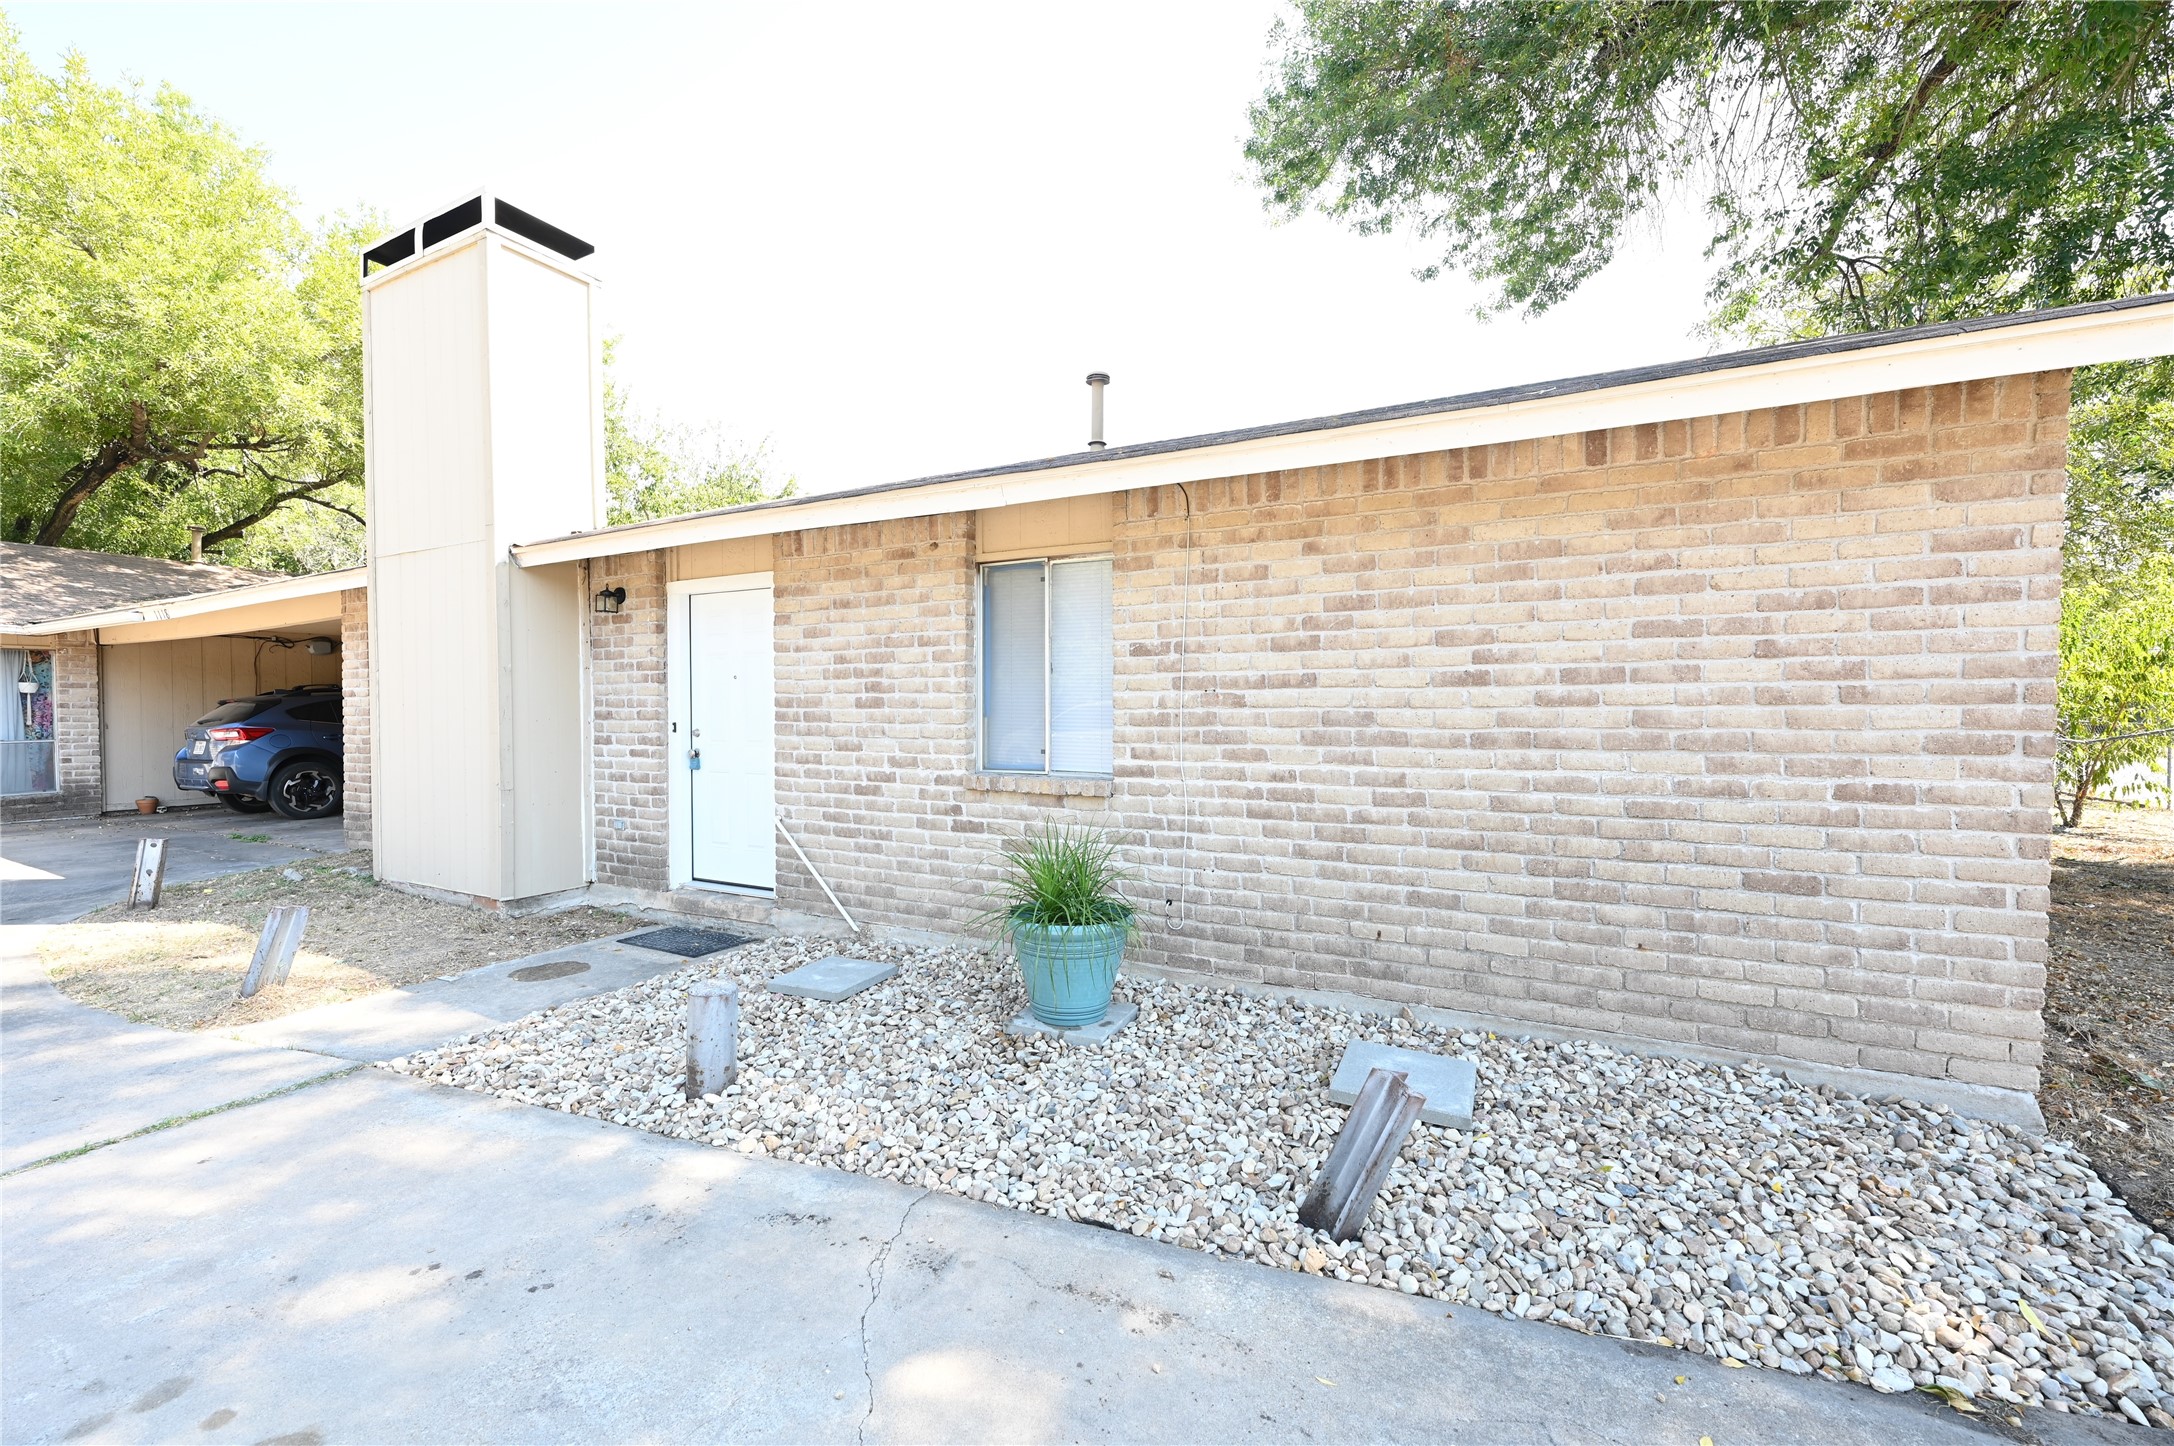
[[173, 686, 345, 819]]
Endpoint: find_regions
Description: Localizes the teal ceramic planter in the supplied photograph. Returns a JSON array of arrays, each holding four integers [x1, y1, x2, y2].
[[1010, 920, 1126, 1027]]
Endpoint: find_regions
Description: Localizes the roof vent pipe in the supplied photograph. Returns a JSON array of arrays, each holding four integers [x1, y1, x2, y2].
[[1086, 372, 1110, 449], [188, 526, 205, 564]]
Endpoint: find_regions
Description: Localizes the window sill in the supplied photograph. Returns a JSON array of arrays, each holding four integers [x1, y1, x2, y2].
[[966, 771, 1113, 799]]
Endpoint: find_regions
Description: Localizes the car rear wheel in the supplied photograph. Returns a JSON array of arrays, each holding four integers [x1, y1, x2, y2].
[[268, 761, 342, 820], [217, 794, 272, 814]]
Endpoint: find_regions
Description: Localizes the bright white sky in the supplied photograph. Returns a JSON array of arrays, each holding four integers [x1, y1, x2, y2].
[[14, 2, 1721, 496]]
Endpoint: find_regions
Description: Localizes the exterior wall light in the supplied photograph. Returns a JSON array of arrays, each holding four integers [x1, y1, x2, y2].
[[594, 586, 627, 615]]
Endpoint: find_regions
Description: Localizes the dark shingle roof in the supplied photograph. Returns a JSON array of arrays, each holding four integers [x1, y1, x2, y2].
[[525, 291, 2171, 551], [0, 542, 280, 631]]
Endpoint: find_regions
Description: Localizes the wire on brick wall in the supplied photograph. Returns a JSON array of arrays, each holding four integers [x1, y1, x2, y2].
[[1170, 481, 1198, 934]]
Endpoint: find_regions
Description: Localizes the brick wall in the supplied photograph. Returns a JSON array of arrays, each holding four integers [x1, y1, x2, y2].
[[1100, 374, 2065, 1095], [600, 374, 2068, 1095], [773, 513, 1103, 919], [592, 551, 669, 889], [1, 632, 101, 823], [340, 587, 371, 851]]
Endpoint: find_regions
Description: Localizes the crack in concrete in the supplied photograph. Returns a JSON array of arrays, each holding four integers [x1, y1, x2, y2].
[[1, 1064, 361, 1177], [856, 1189, 931, 1445]]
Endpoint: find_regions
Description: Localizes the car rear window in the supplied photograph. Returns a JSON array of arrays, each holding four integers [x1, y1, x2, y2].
[[195, 700, 270, 725], [287, 700, 341, 724]]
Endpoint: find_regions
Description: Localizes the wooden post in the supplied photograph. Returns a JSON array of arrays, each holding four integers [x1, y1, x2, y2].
[[127, 838, 168, 909], [239, 906, 309, 998], [685, 979, 740, 1098], [1297, 1067, 1427, 1242]]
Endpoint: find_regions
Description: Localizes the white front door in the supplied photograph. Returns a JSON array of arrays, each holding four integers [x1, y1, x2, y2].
[[685, 583, 775, 888]]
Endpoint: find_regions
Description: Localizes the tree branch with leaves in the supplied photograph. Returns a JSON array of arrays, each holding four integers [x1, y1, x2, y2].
[[0, 18, 376, 571]]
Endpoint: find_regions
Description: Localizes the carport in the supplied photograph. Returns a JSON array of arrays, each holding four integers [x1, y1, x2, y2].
[[0, 545, 367, 843]]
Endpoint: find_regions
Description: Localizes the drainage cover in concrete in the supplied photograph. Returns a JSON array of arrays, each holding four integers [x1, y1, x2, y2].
[[621, 927, 755, 958], [766, 955, 897, 1001], [1327, 1041, 1477, 1128], [509, 960, 592, 983]]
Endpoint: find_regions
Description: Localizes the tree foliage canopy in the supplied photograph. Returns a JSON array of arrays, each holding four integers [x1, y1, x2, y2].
[[603, 339, 792, 525], [2058, 561, 2174, 820], [1248, 0, 2172, 335], [1250, 1, 2174, 810], [2067, 357, 2174, 580], [0, 19, 377, 570]]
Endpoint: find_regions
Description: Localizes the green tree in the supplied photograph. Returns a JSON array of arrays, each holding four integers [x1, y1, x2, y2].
[[2066, 357, 2174, 581], [1247, 1, 2171, 334], [2058, 561, 2174, 823], [0, 19, 376, 568], [603, 339, 792, 525], [1249, 1, 2174, 815]]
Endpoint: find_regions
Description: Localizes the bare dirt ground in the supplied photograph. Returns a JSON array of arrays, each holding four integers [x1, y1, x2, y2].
[[39, 851, 639, 1031], [2047, 805, 2174, 1233]]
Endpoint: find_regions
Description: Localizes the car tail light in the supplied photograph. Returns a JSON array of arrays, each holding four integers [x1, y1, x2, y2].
[[207, 726, 273, 744]]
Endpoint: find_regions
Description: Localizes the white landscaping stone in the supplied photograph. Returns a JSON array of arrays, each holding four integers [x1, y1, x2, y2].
[[380, 935, 2174, 1427], [1328, 1041, 1476, 1128], [765, 955, 897, 1002]]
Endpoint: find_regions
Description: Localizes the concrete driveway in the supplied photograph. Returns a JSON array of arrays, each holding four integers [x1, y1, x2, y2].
[[0, 809, 348, 925], [0, 819, 2125, 1443], [6, 1066, 2098, 1446]]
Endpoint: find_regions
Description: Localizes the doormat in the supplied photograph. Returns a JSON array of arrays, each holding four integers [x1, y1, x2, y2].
[[621, 926, 756, 958]]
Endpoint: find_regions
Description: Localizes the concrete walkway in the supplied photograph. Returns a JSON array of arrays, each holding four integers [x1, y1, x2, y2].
[[0, 883, 2127, 1442], [0, 930, 346, 1172], [7, 1067, 2109, 1446], [0, 810, 348, 925], [225, 935, 702, 1061]]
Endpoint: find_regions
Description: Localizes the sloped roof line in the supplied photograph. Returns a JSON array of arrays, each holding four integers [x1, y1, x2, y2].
[[0, 541, 280, 631], [510, 291, 2172, 566]]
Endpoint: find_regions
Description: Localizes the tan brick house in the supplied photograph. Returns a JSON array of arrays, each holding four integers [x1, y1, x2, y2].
[[485, 283, 2167, 1127], [36, 201, 2165, 1129]]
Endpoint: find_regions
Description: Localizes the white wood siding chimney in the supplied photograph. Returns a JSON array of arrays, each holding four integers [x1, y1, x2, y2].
[[362, 229, 603, 903]]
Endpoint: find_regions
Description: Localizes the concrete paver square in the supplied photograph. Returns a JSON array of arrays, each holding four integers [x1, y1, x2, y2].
[[1003, 999, 1139, 1045], [766, 954, 897, 1001], [1328, 1040, 1478, 1128]]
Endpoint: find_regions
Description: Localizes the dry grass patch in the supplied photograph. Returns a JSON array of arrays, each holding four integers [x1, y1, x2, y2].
[[41, 852, 639, 1031], [2048, 805, 2174, 1234]]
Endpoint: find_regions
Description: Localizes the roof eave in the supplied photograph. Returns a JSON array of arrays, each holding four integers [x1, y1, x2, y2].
[[509, 294, 2172, 569], [9, 566, 366, 636]]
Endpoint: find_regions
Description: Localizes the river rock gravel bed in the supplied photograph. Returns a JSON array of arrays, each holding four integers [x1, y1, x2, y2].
[[383, 936, 2174, 1426]]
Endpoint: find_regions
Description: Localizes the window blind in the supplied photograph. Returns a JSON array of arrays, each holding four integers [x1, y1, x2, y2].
[[982, 563, 1046, 770], [1048, 559, 1113, 773]]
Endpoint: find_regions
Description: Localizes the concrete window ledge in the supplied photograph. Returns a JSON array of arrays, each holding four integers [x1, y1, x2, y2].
[[966, 771, 1113, 799]]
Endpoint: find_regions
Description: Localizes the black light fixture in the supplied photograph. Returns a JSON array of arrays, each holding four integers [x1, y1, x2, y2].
[[593, 585, 627, 615]]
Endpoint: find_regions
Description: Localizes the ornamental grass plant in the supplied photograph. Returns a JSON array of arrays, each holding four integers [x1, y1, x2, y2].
[[981, 822, 1137, 937]]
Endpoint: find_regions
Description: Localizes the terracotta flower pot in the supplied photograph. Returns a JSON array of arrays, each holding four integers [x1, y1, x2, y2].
[[135, 797, 159, 814]]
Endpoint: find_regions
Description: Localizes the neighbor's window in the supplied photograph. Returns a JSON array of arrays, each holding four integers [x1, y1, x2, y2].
[[1, 647, 56, 797], [981, 557, 1113, 774]]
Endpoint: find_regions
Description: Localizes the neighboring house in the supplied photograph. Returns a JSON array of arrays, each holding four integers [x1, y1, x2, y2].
[[0, 541, 362, 823], [19, 194, 2174, 1127]]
